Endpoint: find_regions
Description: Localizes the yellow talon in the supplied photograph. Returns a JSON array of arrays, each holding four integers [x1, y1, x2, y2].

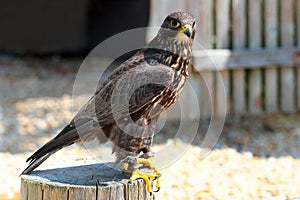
[[154, 173, 161, 192], [136, 157, 161, 192], [130, 169, 153, 193], [123, 156, 162, 193]]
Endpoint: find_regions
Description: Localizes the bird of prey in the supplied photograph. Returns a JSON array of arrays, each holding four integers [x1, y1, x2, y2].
[[22, 12, 196, 193]]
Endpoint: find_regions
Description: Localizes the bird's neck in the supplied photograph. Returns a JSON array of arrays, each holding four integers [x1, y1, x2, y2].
[[145, 33, 193, 76]]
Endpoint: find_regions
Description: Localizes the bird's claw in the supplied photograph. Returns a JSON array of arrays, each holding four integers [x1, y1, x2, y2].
[[153, 187, 160, 193], [130, 169, 155, 193], [154, 173, 162, 180], [127, 157, 161, 193]]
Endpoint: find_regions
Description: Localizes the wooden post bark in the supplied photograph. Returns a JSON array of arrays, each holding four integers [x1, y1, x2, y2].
[[20, 163, 154, 200]]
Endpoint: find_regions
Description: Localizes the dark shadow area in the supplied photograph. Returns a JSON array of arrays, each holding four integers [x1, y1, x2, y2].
[[0, 0, 150, 56], [23, 162, 129, 186]]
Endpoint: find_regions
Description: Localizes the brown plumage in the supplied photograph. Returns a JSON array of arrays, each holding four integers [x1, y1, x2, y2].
[[22, 12, 196, 175]]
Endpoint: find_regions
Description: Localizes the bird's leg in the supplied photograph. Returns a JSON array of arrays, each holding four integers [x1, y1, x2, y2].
[[120, 153, 161, 194]]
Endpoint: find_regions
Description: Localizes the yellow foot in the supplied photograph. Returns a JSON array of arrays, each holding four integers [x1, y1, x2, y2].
[[129, 157, 161, 194]]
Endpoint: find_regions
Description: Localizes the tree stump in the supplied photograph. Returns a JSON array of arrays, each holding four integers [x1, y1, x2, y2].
[[20, 162, 154, 200]]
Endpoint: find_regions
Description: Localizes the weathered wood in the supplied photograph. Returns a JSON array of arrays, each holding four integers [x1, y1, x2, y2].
[[215, 0, 230, 49], [280, 0, 296, 113], [195, 0, 214, 118], [216, 70, 229, 117], [197, 0, 213, 48], [182, 77, 202, 119], [232, 69, 245, 114], [193, 48, 300, 70], [43, 184, 68, 200], [232, 0, 246, 114], [151, 0, 300, 116], [248, 0, 262, 115], [20, 163, 154, 200], [199, 71, 214, 117], [297, 0, 300, 111], [298, 67, 300, 111], [147, 0, 185, 40], [248, 69, 262, 114], [264, 0, 278, 113], [265, 68, 278, 112], [148, 0, 300, 116], [215, 0, 230, 116]]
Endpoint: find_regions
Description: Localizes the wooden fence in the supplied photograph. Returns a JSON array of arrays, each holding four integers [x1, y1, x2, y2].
[[148, 0, 300, 117]]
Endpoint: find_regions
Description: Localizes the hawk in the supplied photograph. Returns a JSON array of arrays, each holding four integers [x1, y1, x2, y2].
[[22, 12, 196, 193]]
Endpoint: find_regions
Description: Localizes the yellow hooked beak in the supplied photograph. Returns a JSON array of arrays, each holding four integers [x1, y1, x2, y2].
[[179, 24, 193, 37]]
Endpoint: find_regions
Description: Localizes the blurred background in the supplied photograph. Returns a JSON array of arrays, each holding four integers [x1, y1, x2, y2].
[[1, 0, 300, 199], [0, 0, 150, 55]]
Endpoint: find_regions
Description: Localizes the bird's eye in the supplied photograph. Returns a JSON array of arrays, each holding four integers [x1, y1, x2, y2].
[[169, 20, 180, 28]]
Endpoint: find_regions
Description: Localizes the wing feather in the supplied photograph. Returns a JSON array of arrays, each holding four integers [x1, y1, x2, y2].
[[73, 61, 175, 127]]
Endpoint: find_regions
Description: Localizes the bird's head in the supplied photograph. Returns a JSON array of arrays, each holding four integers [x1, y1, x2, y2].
[[147, 12, 196, 61], [161, 12, 196, 40]]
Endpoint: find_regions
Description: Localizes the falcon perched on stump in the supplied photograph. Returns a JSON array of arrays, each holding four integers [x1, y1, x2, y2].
[[22, 12, 196, 193]]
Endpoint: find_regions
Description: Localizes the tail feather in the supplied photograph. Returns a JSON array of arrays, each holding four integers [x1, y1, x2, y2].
[[21, 124, 80, 175], [21, 151, 57, 175]]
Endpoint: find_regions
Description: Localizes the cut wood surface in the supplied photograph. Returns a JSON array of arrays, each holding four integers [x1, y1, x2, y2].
[[20, 163, 154, 200]]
